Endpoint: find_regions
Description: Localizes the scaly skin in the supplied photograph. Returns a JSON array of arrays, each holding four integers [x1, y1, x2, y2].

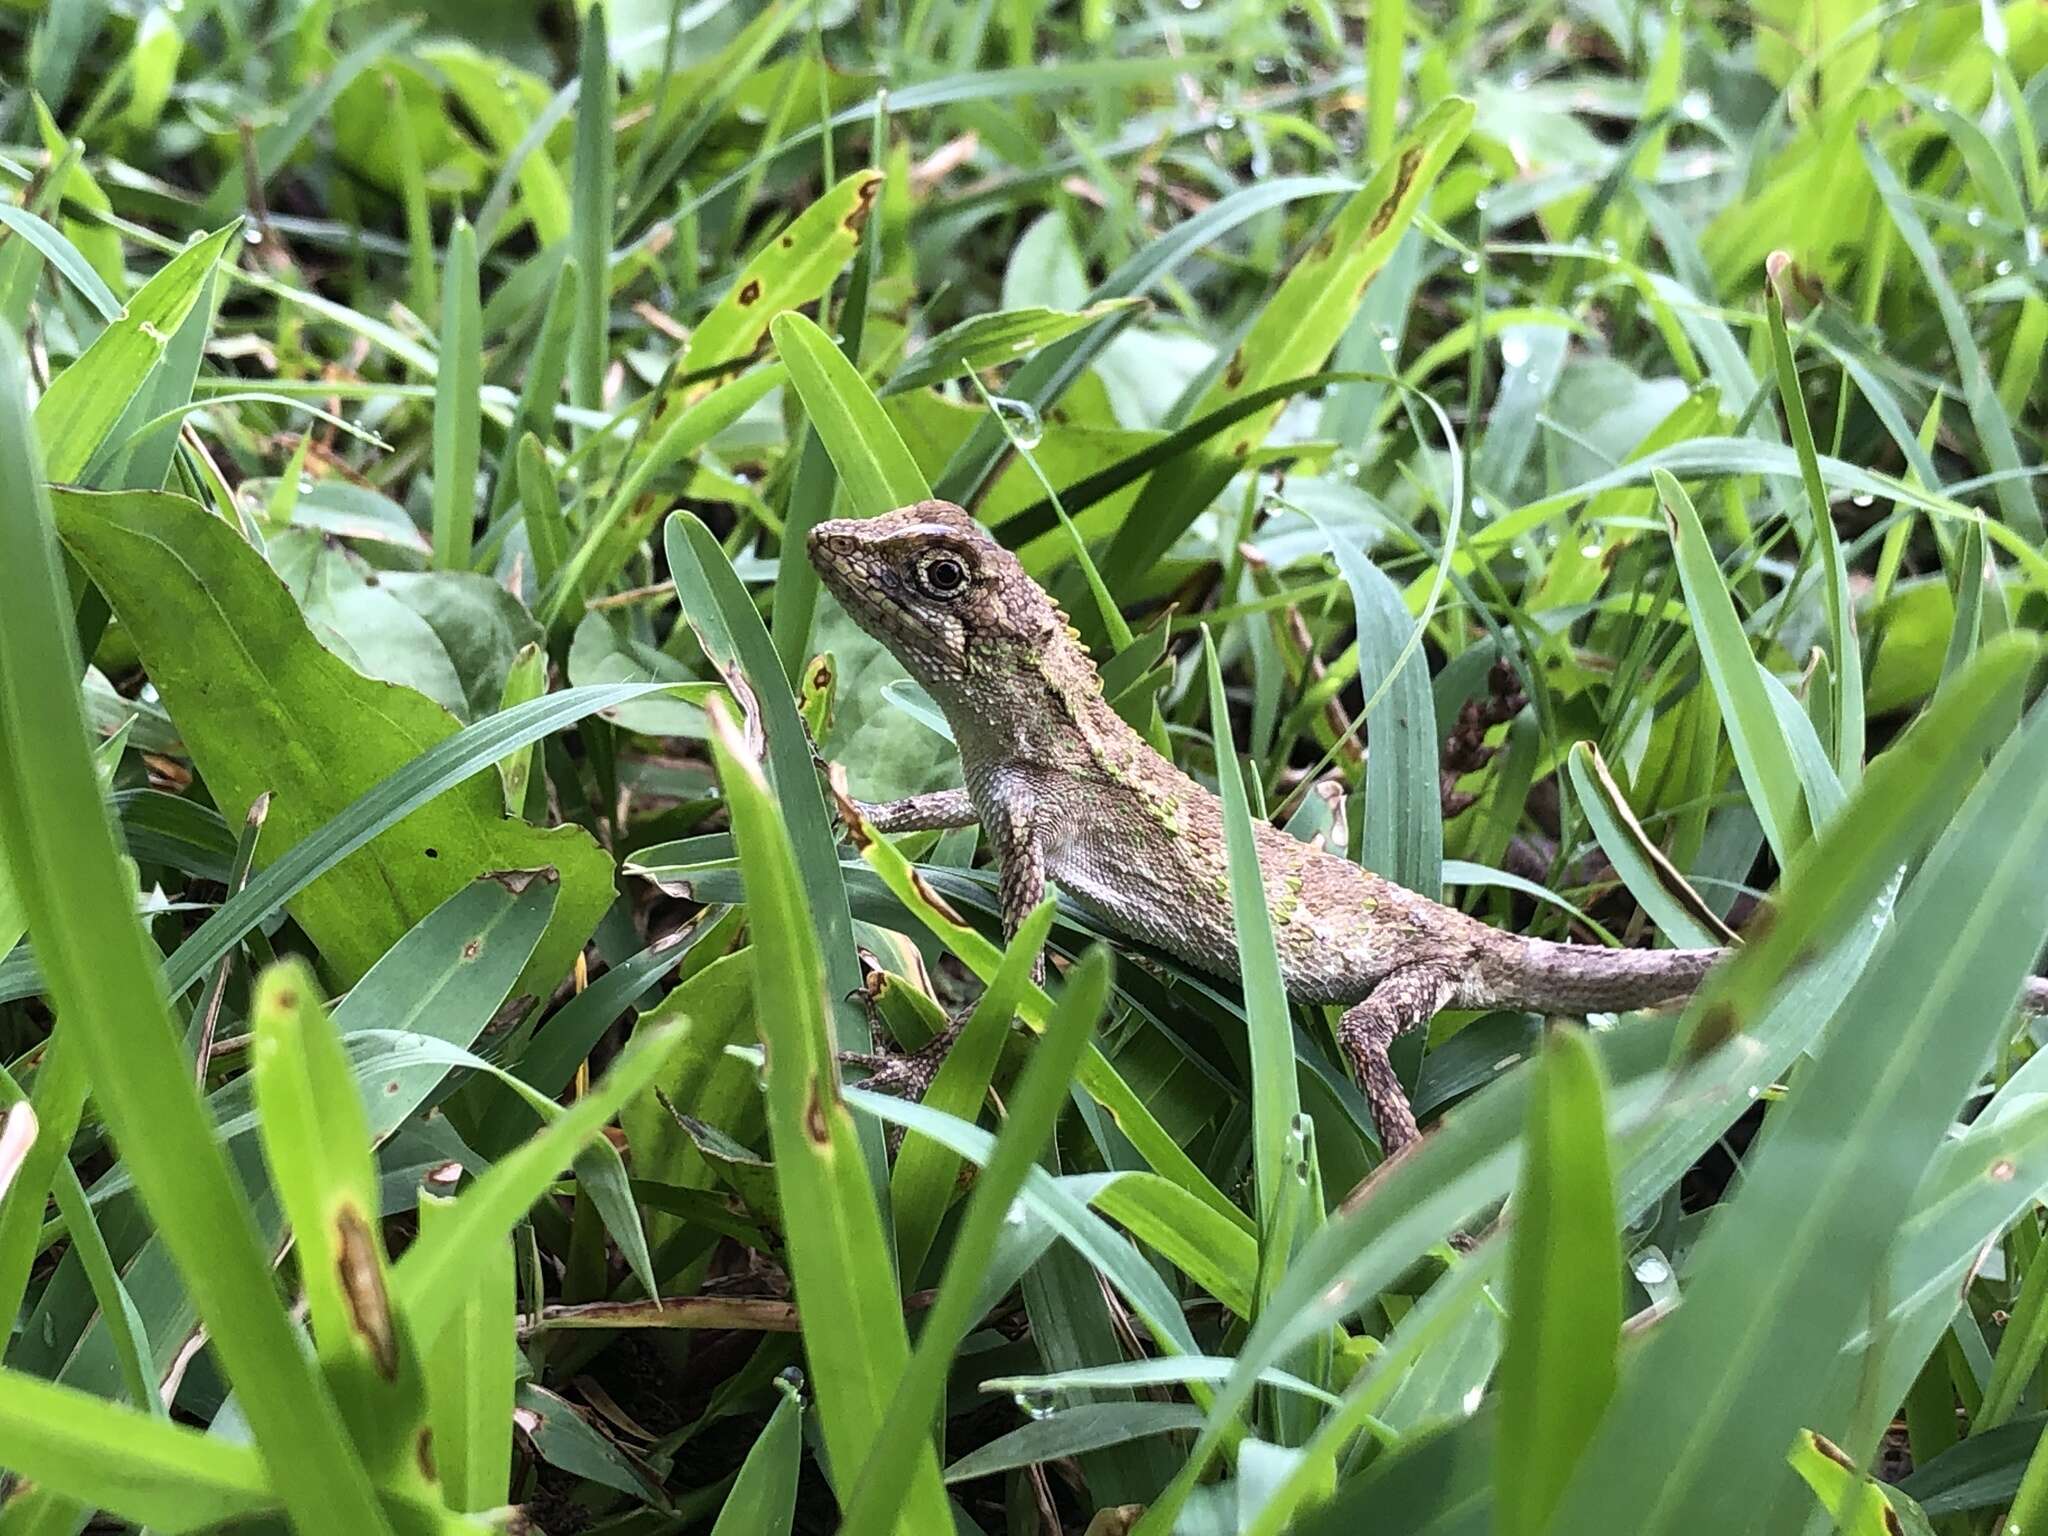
[[807, 501, 2044, 1153]]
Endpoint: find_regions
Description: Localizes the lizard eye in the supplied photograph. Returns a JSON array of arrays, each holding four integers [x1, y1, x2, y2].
[[914, 552, 972, 600]]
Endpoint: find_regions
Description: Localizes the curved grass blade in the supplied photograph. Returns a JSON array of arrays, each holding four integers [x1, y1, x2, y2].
[[430, 218, 481, 570], [839, 946, 1113, 1536], [1542, 696, 2048, 1535], [771, 311, 931, 517], [1494, 1028, 1620, 1536], [1656, 468, 1814, 867], [704, 695, 953, 1528], [1200, 628, 1300, 1242], [35, 224, 236, 484], [0, 326, 395, 1535]]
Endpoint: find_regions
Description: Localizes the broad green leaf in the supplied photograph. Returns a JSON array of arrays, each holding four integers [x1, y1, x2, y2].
[[54, 487, 611, 993]]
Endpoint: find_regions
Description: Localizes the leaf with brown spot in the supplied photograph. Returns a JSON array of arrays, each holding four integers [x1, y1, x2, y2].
[[1099, 97, 1474, 584], [679, 171, 884, 381], [336, 1205, 400, 1381]]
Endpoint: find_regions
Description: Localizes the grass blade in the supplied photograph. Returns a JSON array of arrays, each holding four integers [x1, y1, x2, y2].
[[705, 694, 953, 1528], [0, 326, 395, 1534], [840, 946, 1113, 1536], [1493, 1028, 1620, 1536], [431, 218, 481, 570]]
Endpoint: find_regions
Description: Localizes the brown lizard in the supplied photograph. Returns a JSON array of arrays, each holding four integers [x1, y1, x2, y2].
[[806, 500, 2048, 1154]]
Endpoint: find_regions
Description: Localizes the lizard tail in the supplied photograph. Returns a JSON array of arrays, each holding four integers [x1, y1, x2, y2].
[[1494, 939, 2048, 1018]]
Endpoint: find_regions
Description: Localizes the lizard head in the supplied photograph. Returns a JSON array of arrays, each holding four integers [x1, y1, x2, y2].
[[806, 501, 1071, 704]]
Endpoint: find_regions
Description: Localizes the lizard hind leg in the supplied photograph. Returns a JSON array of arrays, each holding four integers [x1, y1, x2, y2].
[[1338, 968, 1459, 1157]]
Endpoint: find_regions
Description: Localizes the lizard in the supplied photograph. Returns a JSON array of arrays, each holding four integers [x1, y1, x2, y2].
[[805, 499, 2048, 1155]]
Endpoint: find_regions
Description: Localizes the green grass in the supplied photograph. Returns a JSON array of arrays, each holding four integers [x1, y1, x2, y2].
[[0, 1, 2045, 1532]]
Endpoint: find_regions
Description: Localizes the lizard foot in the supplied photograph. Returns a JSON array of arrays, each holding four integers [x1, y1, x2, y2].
[[840, 1022, 961, 1099]]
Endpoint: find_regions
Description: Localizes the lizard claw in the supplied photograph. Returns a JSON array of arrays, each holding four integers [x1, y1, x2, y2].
[[839, 1025, 960, 1099]]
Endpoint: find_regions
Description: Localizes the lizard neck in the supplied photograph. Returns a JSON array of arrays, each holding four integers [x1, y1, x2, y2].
[[936, 627, 1130, 777]]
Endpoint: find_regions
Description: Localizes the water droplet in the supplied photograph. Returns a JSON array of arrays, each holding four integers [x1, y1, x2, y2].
[[1468, 495, 1490, 521], [1633, 1252, 1673, 1286], [1461, 1384, 1485, 1415], [1581, 541, 1602, 557], [1459, 256, 1480, 275], [297, 474, 315, 495], [242, 226, 264, 244], [1850, 492, 1874, 508], [1510, 544, 1527, 559], [1500, 334, 1532, 369], [1340, 457, 1362, 480], [1473, 191, 1492, 214], [1509, 69, 1533, 89], [1003, 1196, 1028, 1227], [1177, 0, 1200, 11], [1931, 94, 1952, 113], [1215, 112, 1237, 131], [988, 395, 1043, 450], [1966, 207, 1986, 228], [1995, 259, 2014, 276], [1377, 329, 1400, 354], [1598, 237, 1621, 262], [1253, 55, 1279, 75], [1014, 1389, 1058, 1420], [1679, 88, 1711, 121]]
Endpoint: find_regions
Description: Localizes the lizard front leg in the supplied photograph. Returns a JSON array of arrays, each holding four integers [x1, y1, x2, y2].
[[849, 787, 979, 834], [1338, 968, 1459, 1156], [844, 790, 1043, 1097]]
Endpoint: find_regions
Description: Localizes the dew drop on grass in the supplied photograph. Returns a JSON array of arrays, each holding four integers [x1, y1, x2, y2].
[[1632, 1251, 1673, 1287], [1499, 333, 1531, 369], [989, 395, 1043, 450], [1679, 88, 1711, 121], [1215, 111, 1237, 130], [1014, 1389, 1058, 1419], [1459, 256, 1480, 275], [1966, 207, 1986, 228]]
